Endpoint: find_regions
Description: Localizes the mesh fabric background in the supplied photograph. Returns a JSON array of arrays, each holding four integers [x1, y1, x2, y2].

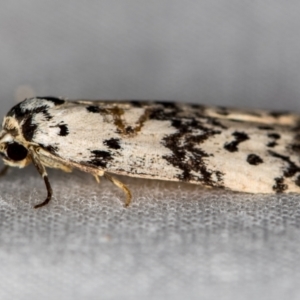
[[0, 1, 300, 299]]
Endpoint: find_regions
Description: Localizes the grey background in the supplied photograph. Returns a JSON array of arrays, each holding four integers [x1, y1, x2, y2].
[[0, 1, 300, 299]]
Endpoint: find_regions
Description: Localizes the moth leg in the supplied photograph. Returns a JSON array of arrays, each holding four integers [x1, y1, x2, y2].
[[0, 165, 9, 177], [94, 175, 101, 183], [104, 173, 132, 207], [29, 147, 53, 209]]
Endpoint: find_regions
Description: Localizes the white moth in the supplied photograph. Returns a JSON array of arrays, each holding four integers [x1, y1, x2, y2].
[[0, 97, 299, 208]]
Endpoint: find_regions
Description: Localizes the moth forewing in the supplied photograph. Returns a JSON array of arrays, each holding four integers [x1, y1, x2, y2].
[[0, 96, 299, 208]]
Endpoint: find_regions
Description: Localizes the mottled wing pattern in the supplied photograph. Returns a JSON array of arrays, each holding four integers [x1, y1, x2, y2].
[[6, 97, 300, 194]]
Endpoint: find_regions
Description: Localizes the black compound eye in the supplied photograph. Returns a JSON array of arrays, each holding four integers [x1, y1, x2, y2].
[[6, 142, 28, 161]]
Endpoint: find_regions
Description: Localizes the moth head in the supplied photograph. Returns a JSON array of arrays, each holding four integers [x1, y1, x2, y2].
[[0, 122, 31, 168]]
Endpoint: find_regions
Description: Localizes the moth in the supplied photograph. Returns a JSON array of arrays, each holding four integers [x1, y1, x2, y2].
[[0, 97, 299, 208]]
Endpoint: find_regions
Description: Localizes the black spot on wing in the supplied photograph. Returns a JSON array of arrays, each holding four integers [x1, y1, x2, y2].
[[268, 133, 281, 139], [224, 131, 249, 152], [103, 138, 121, 150], [86, 106, 102, 113], [296, 175, 300, 187], [273, 177, 288, 193], [35, 96, 65, 105], [87, 150, 112, 168], [58, 124, 69, 136], [267, 142, 277, 148], [247, 154, 263, 165], [49, 123, 69, 136], [224, 142, 236, 152], [234, 131, 249, 141]]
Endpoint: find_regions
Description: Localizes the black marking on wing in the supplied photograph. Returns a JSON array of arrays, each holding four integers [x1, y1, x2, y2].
[[22, 115, 38, 141], [86, 106, 104, 113], [267, 132, 280, 148], [162, 117, 224, 186], [103, 138, 121, 150], [247, 154, 263, 165], [148, 103, 205, 121], [170, 119, 181, 128], [149, 106, 180, 120], [267, 142, 277, 148], [7, 100, 55, 142], [35, 96, 65, 105], [87, 150, 112, 168], [58, 124, 69, 136], [273, 177, 288, 193], [224, 131, 249, 152], [148, 104, 226, 185], [21, 106, 53, 141], [125, 126, 134, 135], [39, 144, 59, 155], [268, 133, 281, 139], [7, 105, 22, 118], [268, 150, 300, 190], [49, 123, 69, 136], [257, 125, 274, 130], [269, 150, 300, 177], [8, 104, 52, 121]]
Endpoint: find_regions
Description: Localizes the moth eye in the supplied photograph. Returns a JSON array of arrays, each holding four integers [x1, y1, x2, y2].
[[6, 142, 28, 161]]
